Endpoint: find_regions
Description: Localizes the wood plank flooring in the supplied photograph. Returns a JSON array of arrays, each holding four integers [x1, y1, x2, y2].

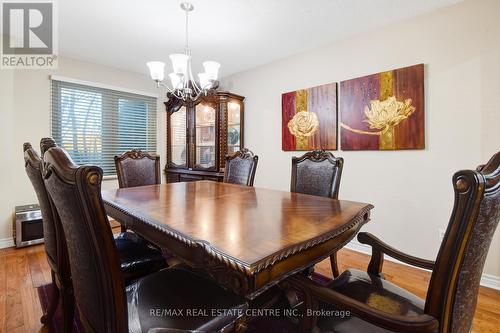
[[0, 243, 499, 332]]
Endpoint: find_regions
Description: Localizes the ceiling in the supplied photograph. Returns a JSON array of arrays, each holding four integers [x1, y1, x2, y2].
[[59, 0, 462, 78]]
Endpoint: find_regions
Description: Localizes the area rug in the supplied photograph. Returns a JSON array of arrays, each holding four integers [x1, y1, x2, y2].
[[37, 283, 83, 333], [37, 272, 330, 332]]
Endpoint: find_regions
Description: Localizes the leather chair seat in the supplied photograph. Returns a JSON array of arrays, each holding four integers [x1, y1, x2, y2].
[[316, 269, 425, 333], [127, 264, 247, 333], [115, 232, 167, 283]]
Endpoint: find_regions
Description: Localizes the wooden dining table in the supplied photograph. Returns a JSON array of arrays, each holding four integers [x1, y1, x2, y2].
[[102, 181, 373, 300]]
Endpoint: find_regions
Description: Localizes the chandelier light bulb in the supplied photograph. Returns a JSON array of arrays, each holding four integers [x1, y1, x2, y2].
[[198, 73, 211, 89], [169, 54, 189, 75], [169, 73, 183, 90], [146, 61, 165, 82], [203, 61, 220, 81]]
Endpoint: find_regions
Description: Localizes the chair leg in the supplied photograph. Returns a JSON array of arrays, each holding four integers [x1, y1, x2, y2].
[[40, 270, 60, 324], [61, 287, 75, 333], [280, 277, 318, 333], [330, 252, 340, 278], [301, 265, 314, 277]]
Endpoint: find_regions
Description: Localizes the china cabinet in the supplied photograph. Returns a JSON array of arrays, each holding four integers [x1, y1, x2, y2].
[[165, 91, 244, 182]]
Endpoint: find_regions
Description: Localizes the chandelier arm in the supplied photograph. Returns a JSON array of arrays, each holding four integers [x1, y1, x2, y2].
[[158, 82, 185, 100], [192, 90, 206, 102], [174, 90, 185, 100], [189, 60, 202, 94]]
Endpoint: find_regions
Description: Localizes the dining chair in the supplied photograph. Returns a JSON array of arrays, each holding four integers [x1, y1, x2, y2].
[[291, 150, 343, 198], [287, 151, 500, 333], [114, 149, 161, 232], [42, 144, 247, 333], [23, 143, 73, 332], [114, 149, 161, 188], [223, 148, 259, 186], [37, 138, 167, 283], [291, 150, 344, 276]]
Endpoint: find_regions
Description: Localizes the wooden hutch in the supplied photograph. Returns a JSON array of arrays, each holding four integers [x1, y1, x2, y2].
[[165, 91, 244, 183]]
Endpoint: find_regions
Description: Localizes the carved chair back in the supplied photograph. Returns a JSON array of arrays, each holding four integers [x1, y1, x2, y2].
[[114, 149, 160, 188], [291, 150, 344, 199], [23, 142, 68, 274], [425, 152, 500, 333], [43, 144, 128, 332], [223, 148, 258, 186]]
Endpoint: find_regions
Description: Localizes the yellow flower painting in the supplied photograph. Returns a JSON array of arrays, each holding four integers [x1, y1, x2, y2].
[[340, 64, 424, 150], [282, 83, 337, 151]]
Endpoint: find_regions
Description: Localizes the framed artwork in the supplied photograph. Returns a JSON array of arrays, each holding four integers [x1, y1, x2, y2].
[[282, 82, 337, 151], [340, 64, 424, 150]]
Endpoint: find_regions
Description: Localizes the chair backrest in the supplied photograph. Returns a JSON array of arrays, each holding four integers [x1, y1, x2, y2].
[[223, 148, 258, 186], [23, 142, 63, 270], [43, 142, 127, 333], [291, 150, 343, 199], [114, 149, 160, 188], [425, 151, 500, 333]]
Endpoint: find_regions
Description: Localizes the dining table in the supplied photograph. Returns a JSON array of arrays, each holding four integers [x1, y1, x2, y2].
[[102, 180, 373, 301]]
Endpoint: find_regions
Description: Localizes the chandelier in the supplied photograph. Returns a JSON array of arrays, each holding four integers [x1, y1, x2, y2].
[[146, 2, 220, 102]]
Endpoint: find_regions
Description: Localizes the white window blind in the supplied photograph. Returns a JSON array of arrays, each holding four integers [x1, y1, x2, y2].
[[51, 79, 157, 176]]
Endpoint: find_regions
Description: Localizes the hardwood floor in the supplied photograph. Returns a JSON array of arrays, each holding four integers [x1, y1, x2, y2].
[[0, 243, 499, 333]]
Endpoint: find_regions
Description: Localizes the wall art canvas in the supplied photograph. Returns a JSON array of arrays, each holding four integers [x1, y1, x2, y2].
[[340, 64, 424, 150], [282, 82, 337, 151]]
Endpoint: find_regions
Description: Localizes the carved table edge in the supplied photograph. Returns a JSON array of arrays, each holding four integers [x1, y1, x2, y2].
[[103, 198, 373, 277], [248, 204, 373, 274], [247, 210, 372, 300], [103, 199, 200, 247]]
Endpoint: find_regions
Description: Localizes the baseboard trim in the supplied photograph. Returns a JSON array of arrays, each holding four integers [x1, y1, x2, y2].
[[344, 240, 500, 291], [0, 237, 15, 249], [480, 273, 500, 291]]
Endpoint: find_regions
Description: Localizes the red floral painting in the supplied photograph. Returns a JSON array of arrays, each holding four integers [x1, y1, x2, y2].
[[340, 64, 425, 150], [282, 83, 338, 151]]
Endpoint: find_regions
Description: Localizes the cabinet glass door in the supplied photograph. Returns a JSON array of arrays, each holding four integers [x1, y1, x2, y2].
[[227, 101, 241, 154], [170, 106, 188, 167], [194, 103, 216, 169]]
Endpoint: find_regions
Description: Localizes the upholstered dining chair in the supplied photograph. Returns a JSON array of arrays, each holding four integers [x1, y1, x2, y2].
[[23, 143, 73, 332], [291, 150, 343, 198], [114, 149, 161, 232], [42, 144, 247, 333], [291, 150, 344, 276], [223, 148, 259, 186], [114, 149, 161, 189], [39, 138, 167, 282], [25, 139, 167, 331], [288, 151, 500, 333]]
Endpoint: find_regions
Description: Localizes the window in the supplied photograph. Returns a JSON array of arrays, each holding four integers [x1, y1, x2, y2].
[[51, 78, 157, 176]]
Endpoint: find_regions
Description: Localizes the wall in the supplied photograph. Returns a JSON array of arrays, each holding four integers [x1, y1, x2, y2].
[[221, 0, 500, 277], [0, 42, 15, 246], [0, 57, 166, 244]]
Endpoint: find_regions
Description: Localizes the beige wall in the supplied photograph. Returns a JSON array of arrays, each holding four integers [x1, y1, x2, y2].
[[221, 0, 500, 277], [0, 57, 166, 243], [0, 53, 15, 244]]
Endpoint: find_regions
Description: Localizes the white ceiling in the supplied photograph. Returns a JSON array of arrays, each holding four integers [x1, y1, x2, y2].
[[59, 0, 462, 78]]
